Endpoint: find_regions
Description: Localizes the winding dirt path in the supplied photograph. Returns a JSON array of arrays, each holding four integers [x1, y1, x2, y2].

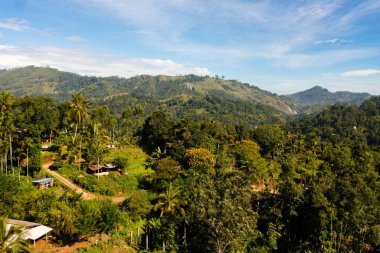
[[41, 162, 126, 203]]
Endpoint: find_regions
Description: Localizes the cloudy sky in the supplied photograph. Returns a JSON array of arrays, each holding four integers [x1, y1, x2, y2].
[[1, 0, 380, 94]]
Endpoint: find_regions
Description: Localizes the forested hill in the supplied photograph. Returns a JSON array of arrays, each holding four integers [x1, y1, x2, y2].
[[287, 85, 371, 107], [0, 66, 296, 125]]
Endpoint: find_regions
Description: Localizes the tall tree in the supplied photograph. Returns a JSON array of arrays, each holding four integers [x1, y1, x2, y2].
[[154, 183, 186, 218], [86, 122, 110, 166], [186, 172, 259, 253], [67, 93, 89, 143]]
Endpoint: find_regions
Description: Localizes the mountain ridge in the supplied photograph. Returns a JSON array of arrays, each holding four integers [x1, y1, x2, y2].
[[0, 66, 297, 116], [287, 85, 371, 107]]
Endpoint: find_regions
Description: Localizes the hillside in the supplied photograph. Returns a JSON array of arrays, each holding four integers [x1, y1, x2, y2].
[[287, 85, 371, 107], [0, 66, 297, 124]]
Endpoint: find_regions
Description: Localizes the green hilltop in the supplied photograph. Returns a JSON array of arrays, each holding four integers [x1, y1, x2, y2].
[[0, 66, 297, 125], [287, 85, 371, 107]]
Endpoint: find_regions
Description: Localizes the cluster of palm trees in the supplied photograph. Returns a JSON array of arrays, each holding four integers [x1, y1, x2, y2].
[[0, 91, 114, 177], [65, 94, 111, 168]]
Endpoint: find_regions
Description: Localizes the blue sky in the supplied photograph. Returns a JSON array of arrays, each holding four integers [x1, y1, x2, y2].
[[0, 0, 380, 94]]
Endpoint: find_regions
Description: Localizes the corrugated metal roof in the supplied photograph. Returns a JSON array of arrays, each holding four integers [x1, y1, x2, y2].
[[6, 219, 53, 241], [22, 225, 52, 241], [32, 178, 54, 184], [7, 219, 40, 227]]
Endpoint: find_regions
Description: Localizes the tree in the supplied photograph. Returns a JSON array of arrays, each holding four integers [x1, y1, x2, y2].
[[0, 217, 30, 253], [185, 148, 216, 173], [232, 140, 274, 182], [140, 111, 173, 153], [154, 184, 186, 218], [152, 157, 181, 190], [67, 93, 89, 143], [13, 97, 59, 140], [252, 124, 286, 159], [121, 190, 152, 221], [186, 171, 258, 253], [86, 122, 110, 165]]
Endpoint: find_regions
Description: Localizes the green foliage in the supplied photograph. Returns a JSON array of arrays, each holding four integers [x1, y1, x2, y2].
[[0, 175, 37, 219], [185, 148, 216, 172], [232, 140, 273, 181], [103, 146, 150, 175], [153, 183, 186, 218], [75, 173, 138, 196], [58, 163, 81, 181], [13, 96, 59, 139], [0, 79, 380, 252], [121, 190, 152, 221], [252, 124, 287, 158], [151, 157, 181, 189], [0, 66, 294, 128], [185, 171, 259, 253]]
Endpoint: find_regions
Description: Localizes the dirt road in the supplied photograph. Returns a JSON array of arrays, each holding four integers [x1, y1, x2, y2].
[[41, 162, 126, 203]]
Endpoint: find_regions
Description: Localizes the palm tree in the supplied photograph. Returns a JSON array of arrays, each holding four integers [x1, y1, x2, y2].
[[0, 92, 14, 118], [0, 217, 30, 253], [67, 93, 89, 143], [154, 184, 187, 218], [87, 123, 110, 174]]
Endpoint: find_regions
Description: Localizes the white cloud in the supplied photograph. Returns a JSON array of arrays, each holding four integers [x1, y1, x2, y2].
[[342, 69, 380, 77], [314, 38, 338, 44], [336, 0, 380, 30], [277, 48, 379, 68], [48, 0, 380, 73], [66, 35, 83, 42], [0, 45, 211, 77], [0, 18, 30, 31]]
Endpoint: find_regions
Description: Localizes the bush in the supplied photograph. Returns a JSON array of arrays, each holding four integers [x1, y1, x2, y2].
[[58, 163, 81, 181], [75, 173, 138, 196]]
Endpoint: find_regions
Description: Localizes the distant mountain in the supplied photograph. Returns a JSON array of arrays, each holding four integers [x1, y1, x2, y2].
[[0, 66, 297, 125], [287, 85, 371, 107]]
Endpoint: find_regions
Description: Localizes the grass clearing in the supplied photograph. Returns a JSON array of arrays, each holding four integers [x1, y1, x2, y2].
[[104, 146, 153, 176]]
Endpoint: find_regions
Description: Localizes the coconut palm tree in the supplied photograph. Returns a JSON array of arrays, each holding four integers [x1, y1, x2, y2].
[[67, 93, 89, 143], [0, 92, 14, 118], [154, 184, 187, 218], [0, 217, 30, 253], [87, 122, 110, 173]]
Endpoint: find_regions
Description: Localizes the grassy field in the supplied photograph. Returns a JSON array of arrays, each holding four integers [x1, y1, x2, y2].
[[42, 145, 153, 197], [104, 146, 153, 176]]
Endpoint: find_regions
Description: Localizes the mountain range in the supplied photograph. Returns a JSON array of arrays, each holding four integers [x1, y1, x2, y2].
[[286, 85, 371, 107], [0, 66, 373, 123]]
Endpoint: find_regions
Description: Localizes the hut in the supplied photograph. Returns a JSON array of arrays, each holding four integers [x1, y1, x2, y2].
[[87, 164, 118, 176], [32, 178, 54, 189], [6, 219, 53, 248]]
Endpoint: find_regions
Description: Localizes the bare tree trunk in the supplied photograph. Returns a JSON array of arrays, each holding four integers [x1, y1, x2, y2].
[[9, 134, 13, 174], [26, 147, 29, 177], [5, 153, 7, 174], [73, 124, 78, 143], [79, 135, 82, 169]]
